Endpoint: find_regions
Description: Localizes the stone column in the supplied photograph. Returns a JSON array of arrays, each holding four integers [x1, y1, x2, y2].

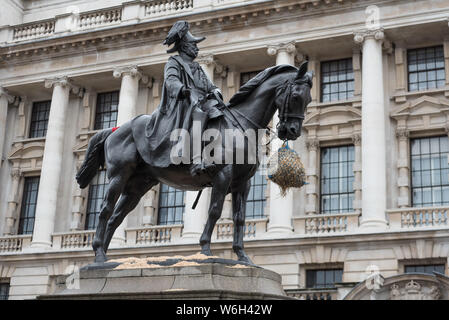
[[111, 65, 147, 245], [31, 77, 82, 248], [0, 87, 16, 167], [4, 168, 21, 235], [266, 41, 297, 235], [396, 129, 410, 208], [352, 134, 362, 214], [354, 29, 388, 230], [305, 138, 319, 215]]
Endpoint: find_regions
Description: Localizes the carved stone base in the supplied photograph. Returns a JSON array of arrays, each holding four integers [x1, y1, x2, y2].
[[37, 255, 292, 300]]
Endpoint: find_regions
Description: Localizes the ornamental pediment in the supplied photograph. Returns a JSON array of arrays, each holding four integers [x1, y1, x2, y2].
[[73, 140, 89, 154], [7, 140, 45, 160], [391, 95, 449, 119], [304, 105, 361, 127]]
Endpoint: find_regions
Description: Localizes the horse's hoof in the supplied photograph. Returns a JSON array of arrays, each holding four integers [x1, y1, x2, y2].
[[94, 250, 108, 263]]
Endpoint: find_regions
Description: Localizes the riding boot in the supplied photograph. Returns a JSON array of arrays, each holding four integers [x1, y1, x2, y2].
[[190, 108, 211, 176]]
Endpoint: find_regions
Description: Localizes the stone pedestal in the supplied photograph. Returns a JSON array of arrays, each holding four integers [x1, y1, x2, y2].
[[38, 257, 291, 300]]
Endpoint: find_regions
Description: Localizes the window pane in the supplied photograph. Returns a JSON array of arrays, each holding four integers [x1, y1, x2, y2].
[[29, 101, 51, 138], [246, 169, 267, 219], [320, 145, 355, 214], [158, 184, 185, 225], [18, 177, 40, 234], [411, 136, 449, 207], [320, 58, 354, 102], [85, 170, 109, 230], [408, 46, 445, 91], [94, 91, 119, 130], [306, 269, 343, 289]]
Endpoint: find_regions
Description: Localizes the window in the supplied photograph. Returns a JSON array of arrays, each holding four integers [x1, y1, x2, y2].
[[85, 170, 108, 230], [158, 184, 185, 225], [0, 283, 10, 300], [407, 45, 445, 92], [94, 91, 119, 130], [320, 145, 355, 214], [411, 136, 449, 207], [240, 70, 263, 87], [29, 101, 50, 138], [306, 269, 343, 289], [18, 177, 40, 235], [246, 169, 267, 219], [405, 264, 445, 275], [321, 58, 354, 102]]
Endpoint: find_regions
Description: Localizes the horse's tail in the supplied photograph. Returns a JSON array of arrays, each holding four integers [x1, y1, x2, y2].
[[76, 128, 115, 189]]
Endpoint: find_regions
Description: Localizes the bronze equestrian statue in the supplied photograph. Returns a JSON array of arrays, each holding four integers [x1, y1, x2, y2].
[[76, 21, 313, 264]]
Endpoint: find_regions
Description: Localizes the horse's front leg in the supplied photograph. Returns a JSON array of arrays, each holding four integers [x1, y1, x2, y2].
[[199, 169, 232, 256], [232, 179, 253, 265]]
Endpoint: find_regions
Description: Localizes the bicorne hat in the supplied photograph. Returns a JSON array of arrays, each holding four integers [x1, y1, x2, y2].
[[163, 21, 205, 53]]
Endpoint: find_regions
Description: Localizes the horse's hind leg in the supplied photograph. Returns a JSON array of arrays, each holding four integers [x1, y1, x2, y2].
[[199, 168, 232, 256], [232, 179, 253, 264], [103, 176, 157, 252], [93, 173, 131, 263]]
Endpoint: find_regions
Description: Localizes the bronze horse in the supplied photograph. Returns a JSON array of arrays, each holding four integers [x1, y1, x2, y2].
[[76, 61, 313, 264]]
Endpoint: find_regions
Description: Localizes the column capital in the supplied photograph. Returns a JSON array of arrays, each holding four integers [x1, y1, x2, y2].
[[267, 41, 297, 56], [396, 129, 410, 140], [353, 27, 385, 44], [11, 168, 22, 180], [44, 76, 84, 97], [306, 138, 320, 151], [352, 133, 362, 146], [0, 87, 17, 104], [113, 65, 149, 84], [196, 53, 215, 66]]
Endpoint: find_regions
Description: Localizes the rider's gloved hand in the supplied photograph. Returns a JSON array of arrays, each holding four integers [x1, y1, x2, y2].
[[181, 88, 191, 100]]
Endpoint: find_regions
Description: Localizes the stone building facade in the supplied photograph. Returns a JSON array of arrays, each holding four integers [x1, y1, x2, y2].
[[0, 0, 449, 300]]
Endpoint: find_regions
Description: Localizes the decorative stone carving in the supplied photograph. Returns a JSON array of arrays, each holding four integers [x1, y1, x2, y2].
[[353, 28, 385, 44], [44, 76, 84, 98], [266, 41, 297, 56], [113, 65, 149, 84], [305, 138, 319, 151], [345, 273, 449, 300]]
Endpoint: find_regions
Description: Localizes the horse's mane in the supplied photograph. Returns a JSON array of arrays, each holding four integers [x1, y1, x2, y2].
[[228, 64, 298, 107]]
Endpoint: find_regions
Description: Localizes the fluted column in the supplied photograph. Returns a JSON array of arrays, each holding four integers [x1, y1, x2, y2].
[[31, 77, 82, 248], [266, 41, 297, 235], [354, 28, 388, 230], [352, 134, 362, 214], [111, 65, 147, 245], [305, 139, 319, 215], [0, 87, 16, 167], [396, 129, 410, 208], [4, 168, 21, 235]]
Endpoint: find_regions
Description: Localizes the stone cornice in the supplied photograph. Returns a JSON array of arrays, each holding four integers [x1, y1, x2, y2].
[[0, 0, 379, 65]]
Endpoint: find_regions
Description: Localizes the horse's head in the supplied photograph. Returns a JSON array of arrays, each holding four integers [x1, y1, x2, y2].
[[275, 61, 313, 141]]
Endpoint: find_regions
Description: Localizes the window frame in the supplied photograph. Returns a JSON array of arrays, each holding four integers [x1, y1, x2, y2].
[[320, 58, 354, 103], [319, 144, 355, 214], [18, 176, 40, 235], [407, 45, 445, 92], [85, 169, 109, 230], [93, 91, 119, 130], [305, 268, 344, 289], [410, 135, 449, 208], [157, 184, 185, 226], [29, 100, 51, 138], [0, 282, 10, 300]]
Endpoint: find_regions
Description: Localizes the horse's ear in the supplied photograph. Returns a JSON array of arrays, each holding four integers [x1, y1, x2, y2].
[[296, 60, 308, 80]]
